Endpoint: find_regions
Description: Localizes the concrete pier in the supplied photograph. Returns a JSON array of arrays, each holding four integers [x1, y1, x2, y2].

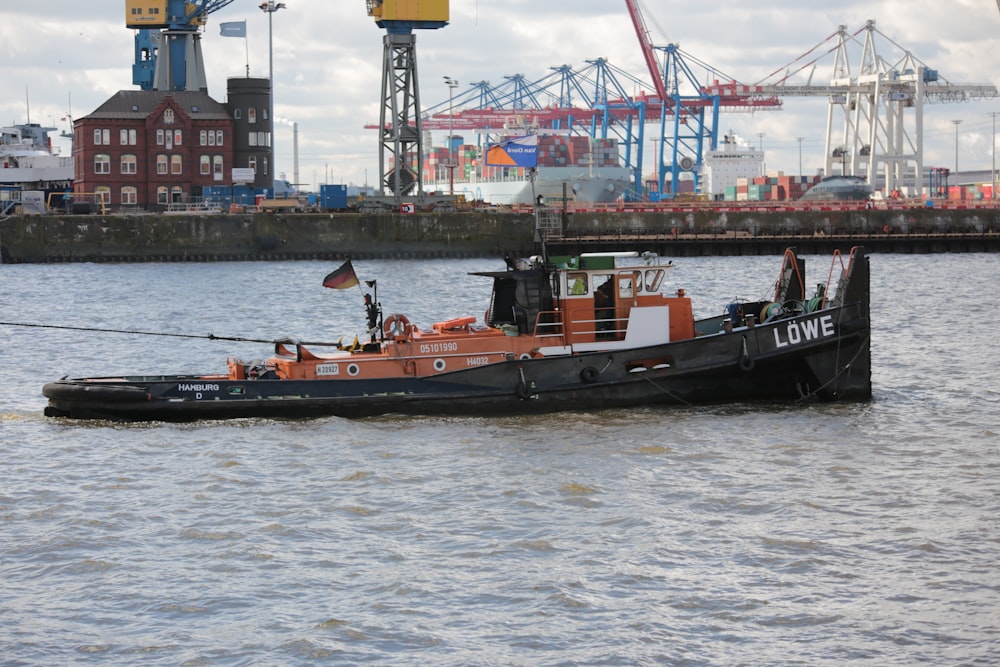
[[1, 206, 997, 263]]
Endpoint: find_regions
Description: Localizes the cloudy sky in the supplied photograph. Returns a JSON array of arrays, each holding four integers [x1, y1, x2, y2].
[[3, 0, 999, 188]]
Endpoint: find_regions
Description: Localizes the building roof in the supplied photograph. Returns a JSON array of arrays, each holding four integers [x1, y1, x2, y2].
[[83, 90, 232, 121]]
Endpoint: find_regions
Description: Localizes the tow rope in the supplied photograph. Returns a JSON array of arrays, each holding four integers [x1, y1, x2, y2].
[[0, 320, 342, 347]]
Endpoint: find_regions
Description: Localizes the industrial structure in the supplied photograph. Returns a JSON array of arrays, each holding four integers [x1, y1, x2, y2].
[[754, 20, 997, 196], [367, 0, 449, 203], [128, 0, 237, 92], [417, 5, 996, 201]]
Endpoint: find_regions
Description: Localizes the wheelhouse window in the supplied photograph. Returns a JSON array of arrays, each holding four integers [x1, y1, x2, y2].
[[644, 269, 665, 293], [567, 272, 589, 295]]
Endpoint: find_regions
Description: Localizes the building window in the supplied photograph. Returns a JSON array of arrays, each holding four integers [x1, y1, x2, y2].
[[171, 186, 184, 203], [234, 108, 241, 120], [248, 156, 257, 172], [248, 107, 256, 124], [208, 131, 216, 147], [156, 129, 165, 145], [163, 108, 175, 124], [263, 157, 268, 176], [157, 186, 169, 204], [258, 131, 269, 147], [216, 130, 224, 146], [156, 154, 168, 175], [263, 107, 268, 120], [94, 154, 111, 174], [200, 130, 208, 146], [94, 187, 111, 204], [213, 155, 224, 178], [248, 132, 257, 147], [121, 186, 137, 205], [94, 128, 111, 145], [121, 154, 137, 175], [120, 128, 137, 145], [165, 132, 173, 150], [170, 155, 182, 175], [200, 155, 211, 175], [174, 129, 182, 145]]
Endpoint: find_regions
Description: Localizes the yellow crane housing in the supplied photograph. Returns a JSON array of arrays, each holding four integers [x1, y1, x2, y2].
[[366, 0, 448, 24]]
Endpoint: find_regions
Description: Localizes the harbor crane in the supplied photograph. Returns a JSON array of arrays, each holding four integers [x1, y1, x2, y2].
[[127, 0, 237, 92], [755, 20, 997, 195], [367, 0, 448, 203]]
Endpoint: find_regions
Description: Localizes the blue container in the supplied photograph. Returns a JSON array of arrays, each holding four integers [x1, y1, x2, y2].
[[320, 184, 348, 210]]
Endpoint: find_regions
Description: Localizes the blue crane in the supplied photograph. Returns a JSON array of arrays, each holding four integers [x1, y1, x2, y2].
[[128, 0, 238, 91]]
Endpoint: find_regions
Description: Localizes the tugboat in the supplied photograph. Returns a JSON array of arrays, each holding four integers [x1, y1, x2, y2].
[[43, 247, 871, 422]]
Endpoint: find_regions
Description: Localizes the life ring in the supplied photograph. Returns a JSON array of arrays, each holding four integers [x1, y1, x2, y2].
[[383, 313, 412, 340], [580, 366, 599, 383]]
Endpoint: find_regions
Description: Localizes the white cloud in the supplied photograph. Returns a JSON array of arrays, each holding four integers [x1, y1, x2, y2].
[[1, 1, 998, 186]]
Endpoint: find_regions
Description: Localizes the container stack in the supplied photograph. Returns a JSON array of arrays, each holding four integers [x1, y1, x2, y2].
[[724, 173, 821, 201]]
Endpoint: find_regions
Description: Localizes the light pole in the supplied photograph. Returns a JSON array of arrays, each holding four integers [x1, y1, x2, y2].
[[443, 76, 458, 196], [259, 1, 286, 193], [758, 132, 766, 176], [797, 137, 804, 177], [951, 119, 962, 190], [990, 112, 999, 200]]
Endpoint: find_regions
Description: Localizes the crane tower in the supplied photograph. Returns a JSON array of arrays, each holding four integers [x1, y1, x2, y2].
[[367, 0, 448, 201], [127, 0, 237, 91]]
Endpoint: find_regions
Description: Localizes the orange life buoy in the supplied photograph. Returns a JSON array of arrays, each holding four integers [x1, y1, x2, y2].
[[383, 313, 412, 340]]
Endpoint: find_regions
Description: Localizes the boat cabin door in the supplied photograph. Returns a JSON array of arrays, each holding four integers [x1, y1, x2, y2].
[[594, 272, 637, 341]]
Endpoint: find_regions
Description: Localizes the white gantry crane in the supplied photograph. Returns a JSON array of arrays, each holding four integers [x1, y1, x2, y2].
[[756, 20, 997, 195]]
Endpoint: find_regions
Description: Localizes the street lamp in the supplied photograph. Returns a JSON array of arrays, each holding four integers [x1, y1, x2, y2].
[[951, 119, 962, 187], [990, 112, 999, 200], [797, 137, 804, 177], [443, 76, 459, 196], [260, 1, 286, 193], [757, 132, 766, 176]]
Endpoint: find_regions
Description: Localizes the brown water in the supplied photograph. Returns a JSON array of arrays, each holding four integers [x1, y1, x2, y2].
[[1, 254, 998, 665]]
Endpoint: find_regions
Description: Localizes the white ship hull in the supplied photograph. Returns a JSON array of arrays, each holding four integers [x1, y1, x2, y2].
[[425, 166, 632, 205]]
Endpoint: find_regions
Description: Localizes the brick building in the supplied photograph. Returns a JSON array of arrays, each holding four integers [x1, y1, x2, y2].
[[73, 90, 236, 209]]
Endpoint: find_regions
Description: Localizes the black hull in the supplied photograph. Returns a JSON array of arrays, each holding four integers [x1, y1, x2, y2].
[[43, 300, 871, 422]]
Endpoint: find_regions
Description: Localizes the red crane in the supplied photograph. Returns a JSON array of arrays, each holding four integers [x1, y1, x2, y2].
[[624, 0, 668, 101]]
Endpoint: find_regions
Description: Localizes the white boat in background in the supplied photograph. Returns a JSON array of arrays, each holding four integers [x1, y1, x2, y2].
[[0, 123, 73, 188]]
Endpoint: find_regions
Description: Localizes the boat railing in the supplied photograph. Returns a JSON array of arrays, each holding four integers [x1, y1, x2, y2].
[[532, 310, 626, 343]]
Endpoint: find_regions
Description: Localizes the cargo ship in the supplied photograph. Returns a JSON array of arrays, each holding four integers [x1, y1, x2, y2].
[[423, 134, 633, 205]]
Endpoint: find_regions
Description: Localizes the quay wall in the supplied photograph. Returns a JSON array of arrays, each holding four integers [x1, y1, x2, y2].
[[2, 207, 998, 263]]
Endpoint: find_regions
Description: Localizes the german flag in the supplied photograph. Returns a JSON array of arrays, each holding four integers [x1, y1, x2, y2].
[[322, 260, 360, 290]]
